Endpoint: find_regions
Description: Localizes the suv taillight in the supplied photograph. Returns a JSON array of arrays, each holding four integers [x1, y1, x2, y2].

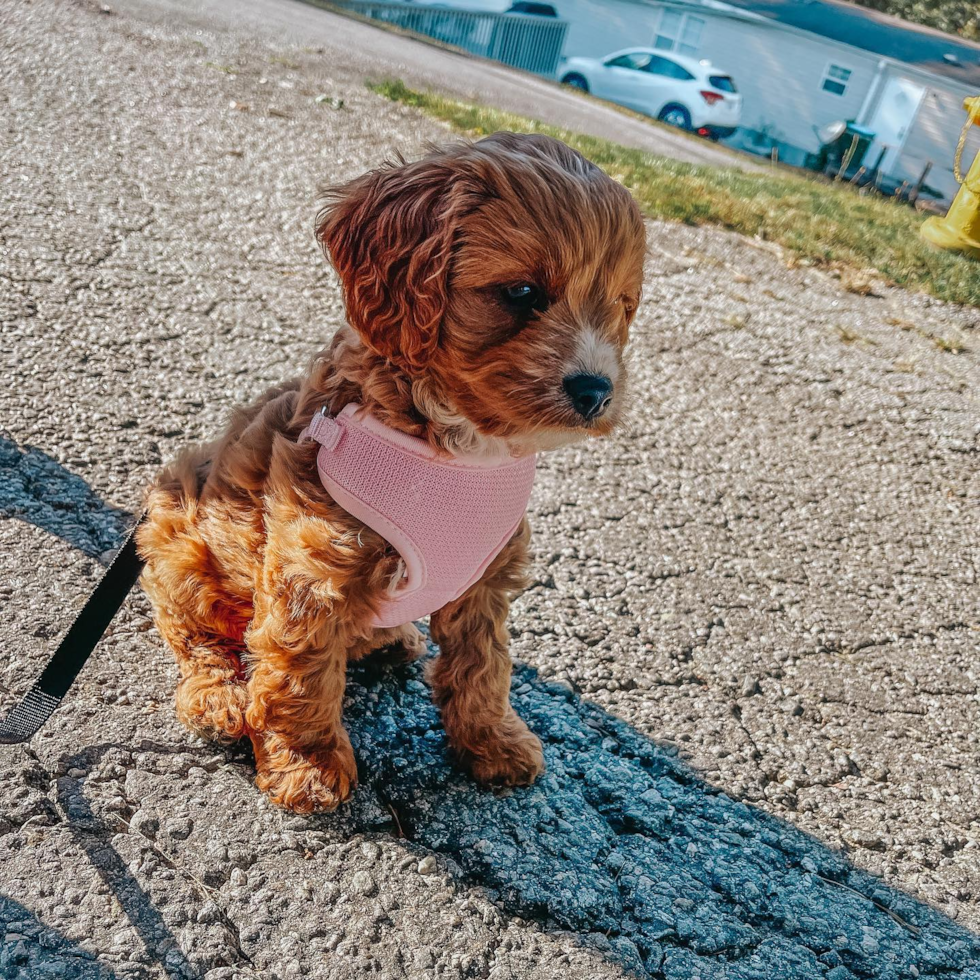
[[700, 90, 724, 105]]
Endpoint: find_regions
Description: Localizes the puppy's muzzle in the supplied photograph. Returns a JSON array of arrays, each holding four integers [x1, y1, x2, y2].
[[563, 373, 613, 421]]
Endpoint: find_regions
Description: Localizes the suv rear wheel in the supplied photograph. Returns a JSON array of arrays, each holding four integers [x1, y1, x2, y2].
[[658, 104, 691, 130]]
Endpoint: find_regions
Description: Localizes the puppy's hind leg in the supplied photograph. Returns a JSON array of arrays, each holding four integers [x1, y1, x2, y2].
[[140, 551, 249, 742], [151, 613, 249, 743], [173, 635, 249, 743], [139, 459, 249, 743]]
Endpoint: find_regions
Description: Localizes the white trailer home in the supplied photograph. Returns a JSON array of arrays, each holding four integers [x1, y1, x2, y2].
[[552, 0, 980, 203]]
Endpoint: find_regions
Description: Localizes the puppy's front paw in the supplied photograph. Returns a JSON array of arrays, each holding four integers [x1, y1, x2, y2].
[[252, 732, 357, 813], [458, 713, 545, 787]]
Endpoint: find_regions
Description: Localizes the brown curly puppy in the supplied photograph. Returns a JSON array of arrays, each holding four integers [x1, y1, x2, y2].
[[137, 132, 646, 813]]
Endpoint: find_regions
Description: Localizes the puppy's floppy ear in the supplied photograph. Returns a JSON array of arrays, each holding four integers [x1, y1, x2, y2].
[[316, 154, 463, 374]]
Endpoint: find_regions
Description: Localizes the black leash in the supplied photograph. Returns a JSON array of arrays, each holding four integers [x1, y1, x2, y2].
[[0, 513, 147, 745]]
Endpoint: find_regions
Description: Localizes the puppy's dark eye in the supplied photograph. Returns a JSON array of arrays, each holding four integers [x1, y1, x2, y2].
[[501, 283, 547, 313]]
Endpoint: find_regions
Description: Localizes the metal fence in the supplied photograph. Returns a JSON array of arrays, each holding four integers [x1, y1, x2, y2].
[[330, 0, 568, 77]]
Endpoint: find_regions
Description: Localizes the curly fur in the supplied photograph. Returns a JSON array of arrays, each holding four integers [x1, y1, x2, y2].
[[137, 132, 646, 812]]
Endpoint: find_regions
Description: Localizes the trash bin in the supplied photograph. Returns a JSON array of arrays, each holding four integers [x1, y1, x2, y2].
[[811, 122, 876, 178]]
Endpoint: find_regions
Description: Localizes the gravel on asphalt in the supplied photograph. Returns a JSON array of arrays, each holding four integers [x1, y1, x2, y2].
[[1, 1, 979, 978]]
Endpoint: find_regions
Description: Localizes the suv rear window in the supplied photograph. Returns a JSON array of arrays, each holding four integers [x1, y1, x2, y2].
[[709, 75, 737, 92]]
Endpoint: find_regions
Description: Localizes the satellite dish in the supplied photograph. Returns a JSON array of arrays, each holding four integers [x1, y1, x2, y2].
[[818, 120, 847, 145]]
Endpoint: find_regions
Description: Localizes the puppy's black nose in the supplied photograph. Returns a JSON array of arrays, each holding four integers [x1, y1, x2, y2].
[[563, 373, 613, 421]]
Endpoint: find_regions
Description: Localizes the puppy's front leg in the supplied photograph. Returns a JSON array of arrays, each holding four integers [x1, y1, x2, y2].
[[428, 519, 545, 787], [245, 589, 357, 814]]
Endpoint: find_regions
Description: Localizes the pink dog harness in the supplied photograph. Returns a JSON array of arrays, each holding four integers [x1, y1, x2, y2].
[[302, 404, 536, 629]]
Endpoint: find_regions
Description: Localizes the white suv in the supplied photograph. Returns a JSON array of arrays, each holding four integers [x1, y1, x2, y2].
[[560, 48, 742, 140]]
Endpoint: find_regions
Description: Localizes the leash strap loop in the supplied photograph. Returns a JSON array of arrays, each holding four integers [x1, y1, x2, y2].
[[0, 513, 147, 745]]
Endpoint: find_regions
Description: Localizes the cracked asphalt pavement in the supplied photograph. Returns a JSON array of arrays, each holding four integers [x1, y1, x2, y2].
[[1, 0, 979, 978]]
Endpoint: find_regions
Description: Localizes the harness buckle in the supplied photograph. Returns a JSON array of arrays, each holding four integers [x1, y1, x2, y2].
[[308, 407, 343, 451]]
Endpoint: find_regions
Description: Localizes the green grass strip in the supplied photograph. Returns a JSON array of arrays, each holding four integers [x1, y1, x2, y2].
[[371, 79, 980, 307]]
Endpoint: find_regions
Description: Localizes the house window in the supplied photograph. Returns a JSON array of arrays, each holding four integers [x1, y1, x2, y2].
[[822, 64, 852, 96], [655, 10, 705, 57]]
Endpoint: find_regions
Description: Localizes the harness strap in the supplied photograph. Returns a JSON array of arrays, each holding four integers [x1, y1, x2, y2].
[[0, 513, 146, 745], [306, 407, 344, 450]]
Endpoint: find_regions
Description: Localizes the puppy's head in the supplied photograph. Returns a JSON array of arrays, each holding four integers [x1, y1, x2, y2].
[[316, 132, 645, 454]]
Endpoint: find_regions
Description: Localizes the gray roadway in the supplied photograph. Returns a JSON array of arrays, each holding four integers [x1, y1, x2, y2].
[[1, 0, 978, 978], [126, 0, 761, 171]]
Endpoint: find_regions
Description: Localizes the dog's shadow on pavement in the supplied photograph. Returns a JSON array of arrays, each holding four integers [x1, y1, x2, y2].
[[0, 894, 126, 979], [0, 436, 131, 561], [337, 653, 980, 980], [5, 461, 980, 978], [26, 665, 980, 980]]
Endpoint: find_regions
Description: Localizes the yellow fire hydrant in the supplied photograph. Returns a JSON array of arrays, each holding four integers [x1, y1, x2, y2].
[[921, 95, 980, 259]]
